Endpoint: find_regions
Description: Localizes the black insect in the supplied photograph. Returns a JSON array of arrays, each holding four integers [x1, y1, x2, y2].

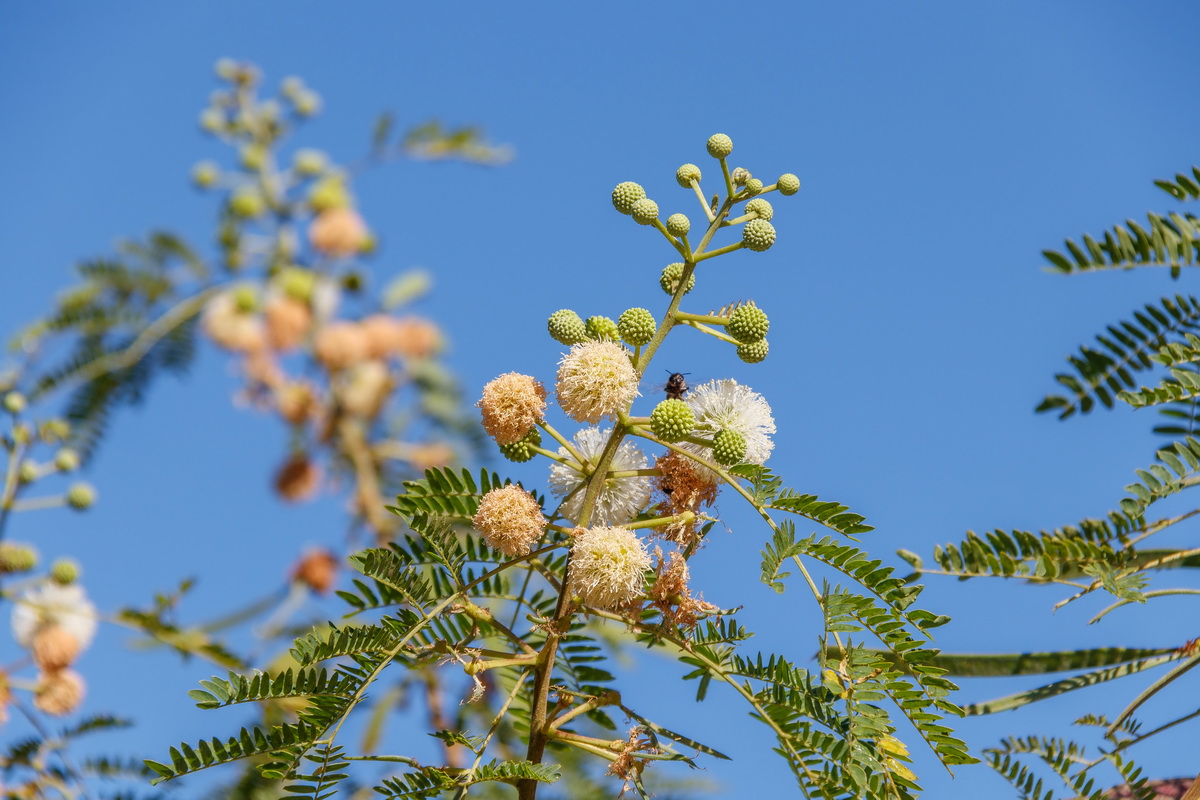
[[664, 371, 690, 401]]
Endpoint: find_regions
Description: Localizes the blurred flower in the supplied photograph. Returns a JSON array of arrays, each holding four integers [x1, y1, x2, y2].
[[681, 379, 775, 480], [391, 317, 441, 360], [264, 296, 312, 351], [12, 583, 97, 652], [478, 373, 547, 445], [407, 442, 455, 471], [33, 669, 84, 716], [314, 321, 369, 371], [548, 427, 651, 526], [473, 484, 546, 556], [341, 360, 392, 417], [292, 549, 339, 594], [309, 207, 368, 257], [203, 291, 265, 353], [274, 455, 321, 502], [556, 341, 638, 423], [31, 626, 82, 671], [568, 526, 651, 610], [277, 381, 319, 425]]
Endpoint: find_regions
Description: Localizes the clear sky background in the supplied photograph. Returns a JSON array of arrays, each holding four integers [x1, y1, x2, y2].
[[2, 3, 1200, 798]]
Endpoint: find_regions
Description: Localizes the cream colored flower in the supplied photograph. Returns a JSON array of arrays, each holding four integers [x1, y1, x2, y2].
[[34, 669, 85, 716], [681, 379, 775, 480], [309, 207, 368, 257], [556, 341, 638, 423], [12, 583, 97, 652], [314, 321, 369, 371], [478, 373, 547, 445], [32, 626, 82, 671], [203, 290, 264, 353], [473, 485, 546, 556], [340, 360, 392, 417], [264, 296, 312, 351], [568, 526, 652, 610], [548, 427, 651, 526]]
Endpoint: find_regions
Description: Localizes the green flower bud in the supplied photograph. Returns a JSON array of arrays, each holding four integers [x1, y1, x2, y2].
[[309, 177, 350, 212], [727, 305, 770, 343], [240, 144, 266, 171], [712, 429, 748, 466], [737, 339, 769, 364], [293, 148, 327, 176], [341, 270, 365, 292], [617, 308, 657, 346], [706, 133, 733, 159], [229, 187, 266, 218], [0, 542, 37, 574], [279, 267, 316, 302], [199, 108, 225, 134], [745, 198, 774, 221], [650, 399, 696, 443], [676, 163, 702, 187], [777, 173, 801, 196], [665, 213, 690, 237], [630, 198, 659, 226], [660, 263, 695, 296], [611, 181, 646, 215], [743, 178, 764, 196], [293, 90, 322, 117], [191, 161, 220, 189], [498, 428, 542, 463], [731, 167, 751, 186], [742, 219, 776, 252], [67, 483, 96, 511], [40, 419, 71, 443], [548, 309, 588, 345], [232, 285, 258, 312], [585, 315, 619, 341], [54, 449, 81, 472], [18, 461, 37, 484], [50, 558, 81, 585], [3, 392, 26, 414]]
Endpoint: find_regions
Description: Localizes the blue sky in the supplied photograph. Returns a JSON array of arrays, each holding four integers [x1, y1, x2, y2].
[[2, 2, 1200, 797]]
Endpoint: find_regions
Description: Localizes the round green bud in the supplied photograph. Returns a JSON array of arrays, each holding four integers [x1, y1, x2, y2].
[[232, 285, 259, 313], [54, 449, 81, 472], [3, 391, 27, 414], [650, 399, 696, 443], [191, 161, 219, 189], [548, 309, 588, 345], [280, 268, 317, 302], [18, 461, 37, 484], [660, 263, 695, 296], [612, 181, 646, 215], [0, 542, 37, 574], [743, 178, 764, 196], [777, 173, 801, 196], [675, 163, 702, 187], [712, 429, 748, 466], [742, 219, 777, 252], [293, 148, 327, 176], [630, 198, 659, 226], [240, 144, 266, 171], [727, 305, 770, 343], [665, 213, 690, 237], [11, 424, 31, 446], [617, 308, 657, 346], [293, 90, 321, 116], [199, 108, 225, 134], [706, 133, 733, 159], [745, 198, 774, 221], [229, 187, 266, 218], [40, 419, 71, 443], [737, 339, 769, 364], [67, 483, 96, 511], [50, 558, 81, 586], [309, 177, 350, 212], [499, 428, 542, 463], [731, 167, 751, 186], [585, 315, 619, 341]]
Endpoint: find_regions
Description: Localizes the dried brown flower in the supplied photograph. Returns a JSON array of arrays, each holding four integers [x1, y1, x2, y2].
[[292, 549, 339, 594], [274, 455, 321, 503]]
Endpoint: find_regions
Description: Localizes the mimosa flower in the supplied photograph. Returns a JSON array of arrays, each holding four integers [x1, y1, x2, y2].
[[556, 341, 638, 424], [681, 379, 775, 479], [568, 526, 652, 610], [548, 427, 651, 526], [473, 484, 546, 556], [478, 373, 547, 445]]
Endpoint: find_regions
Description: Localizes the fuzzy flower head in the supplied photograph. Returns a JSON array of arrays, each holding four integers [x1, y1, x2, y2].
[[34, 669, 85, 716], [556, 341, 639, 424], [478, 373, 548, 445], [568, 526, 652, 611], [682, 379, 775, 478], [549, 427, 652, 526], [12, 583, 97, 652], [473, 484, 546, 556]]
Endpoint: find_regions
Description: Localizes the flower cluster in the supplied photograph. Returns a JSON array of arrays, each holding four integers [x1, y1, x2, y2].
[[10, 579, 98, 717]]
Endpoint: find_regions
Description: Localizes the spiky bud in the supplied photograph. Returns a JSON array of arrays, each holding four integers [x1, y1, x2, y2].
[[0, 543, 37, 573], [712, 429, 748, 466], [660, 263, 695, 296], [706, 133, 733, 159], [611, 181, 646, 215], [675, 163, 702, 187], [498, 428, 542, 463], [777, 173, 801, 196], [727, 305, 769, 343], [4, 392, 27, 414], [731, 167, 751, 186], [293, 148, 327, 176], [240, 144, 266, 171], [191, 161, 219, 189], [618, 308, 657, 347], [743, 178, 764, 196], [548, 309, 589, 345], [742, 219, 776, 252], [736, 339, 769, 364], [229, 187, 265, 218], [745, 198, 774, 221], [650, 399, 696, 443], [50, 558, 81, 586], [66, 483, 96, 511], [630, 198, 659, 226], [586, 315, 619, 341], [309, 177, 350, 212], [18, 462, 36, 484], [665, 213, 690, 237]]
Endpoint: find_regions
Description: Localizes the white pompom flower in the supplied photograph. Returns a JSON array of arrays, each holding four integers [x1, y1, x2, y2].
[[568, 526, 652, 610], [548, 427, 652, 526], [681, 379, 776, 479], [12, 582, 98, 651], [555, 341, 639, 423]]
